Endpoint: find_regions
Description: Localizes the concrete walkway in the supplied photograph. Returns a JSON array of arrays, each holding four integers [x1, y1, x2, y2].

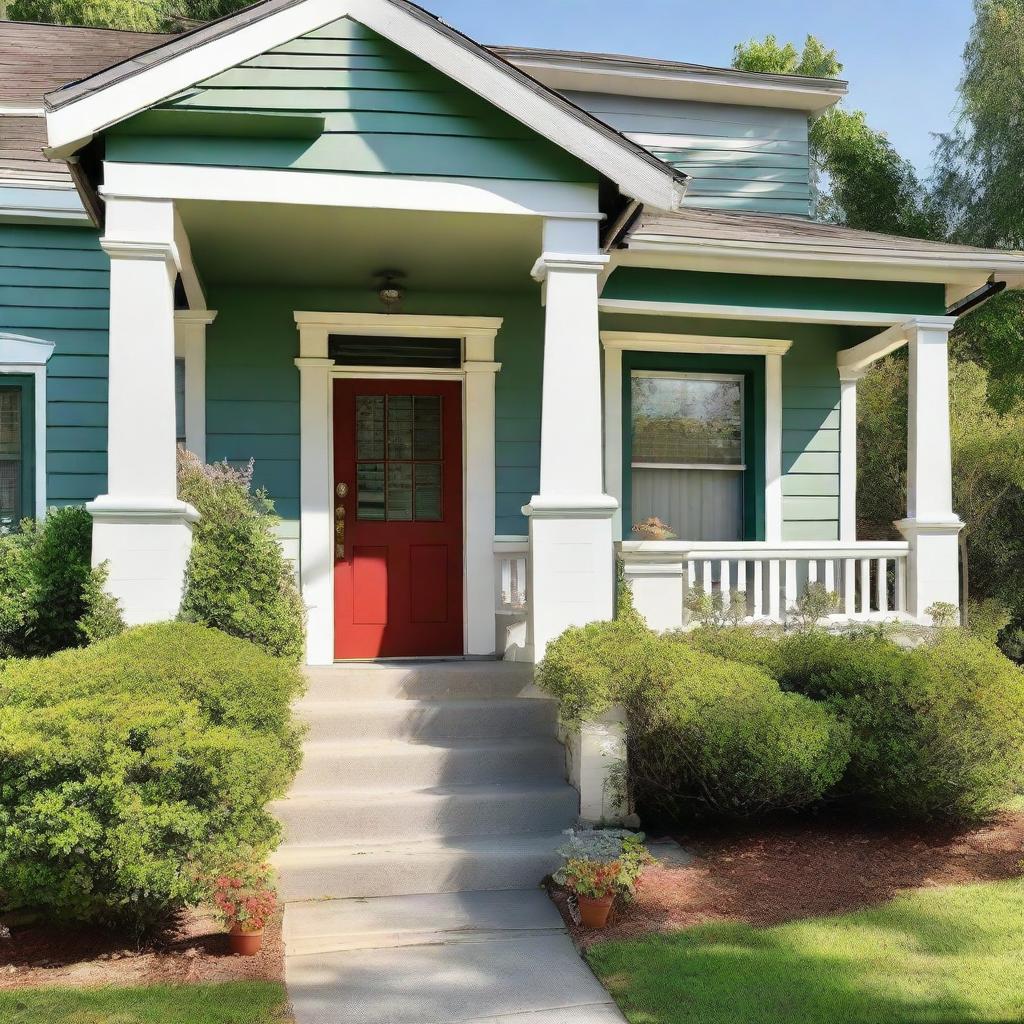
[[274, 663, 624, 1024]]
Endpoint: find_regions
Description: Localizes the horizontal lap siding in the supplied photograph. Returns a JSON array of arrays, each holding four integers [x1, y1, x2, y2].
[[565, 92, 811, 215], [206, 287, 542, 537], [106, 17, 594, 184], [0, 224, 108, 505]]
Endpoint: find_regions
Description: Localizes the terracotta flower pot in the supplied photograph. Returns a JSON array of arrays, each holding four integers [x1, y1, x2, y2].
[[577, 893, 614, 929], [228, 924, 264, 955]]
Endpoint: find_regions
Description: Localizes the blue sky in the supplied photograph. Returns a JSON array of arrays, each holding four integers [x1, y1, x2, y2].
[[423, 0, 975, 177]]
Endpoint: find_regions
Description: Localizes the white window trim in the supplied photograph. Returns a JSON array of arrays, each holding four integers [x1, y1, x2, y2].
[[294, 311, 502, 665], [174, 310, 217, 462], [601, 331, 790, 542], [0, 333, 55, 520]]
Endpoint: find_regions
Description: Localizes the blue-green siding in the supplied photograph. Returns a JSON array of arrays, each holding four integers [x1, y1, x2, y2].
[[106, 17, 595, 185], [0, 224, 108, 506]]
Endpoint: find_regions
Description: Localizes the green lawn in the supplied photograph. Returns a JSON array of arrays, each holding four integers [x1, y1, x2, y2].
[[588, 879, 1024, 1024], [0, 982, 289, 1024]]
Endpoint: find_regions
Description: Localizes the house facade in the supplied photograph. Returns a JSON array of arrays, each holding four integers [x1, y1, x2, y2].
[[3, 2, 1024, 665]]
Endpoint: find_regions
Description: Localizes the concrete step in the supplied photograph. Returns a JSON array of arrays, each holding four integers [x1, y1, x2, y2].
[[292, 737, 566, 791], [303, 661, 535, 701], [273, 832, 566, 901], [296, 697, 559, 743], [273, 781, 579, 845], [285, 931, 621, 1024], [282, 889, 565, 956]]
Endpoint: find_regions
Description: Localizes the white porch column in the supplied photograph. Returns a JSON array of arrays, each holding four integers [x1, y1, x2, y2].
[[295, 355, 334, 666], [838, 367, 865, 542], [525, 219, 616, 660], [895, 320, 964, 619], [90, 197, 198, 624], [765, 351, 784, 542]]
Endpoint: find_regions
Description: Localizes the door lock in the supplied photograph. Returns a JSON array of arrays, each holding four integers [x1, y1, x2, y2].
[[335, 483, 347, 559]]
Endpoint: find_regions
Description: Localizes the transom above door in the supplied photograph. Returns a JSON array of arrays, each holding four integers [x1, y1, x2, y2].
[[333, 377, 464, 659]]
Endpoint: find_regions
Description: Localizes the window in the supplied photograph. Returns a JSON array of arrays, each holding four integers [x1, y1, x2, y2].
[[0, 384, 28, 529], [175, 357, 186, 446], [630, 371, 745, 542]]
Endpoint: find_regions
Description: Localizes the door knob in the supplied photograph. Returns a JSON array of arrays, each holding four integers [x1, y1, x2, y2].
[[335, 483, 347, 560]]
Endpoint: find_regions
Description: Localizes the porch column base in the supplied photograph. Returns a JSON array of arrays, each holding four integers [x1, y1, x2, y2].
[[895, 517, 964, 622], [561, 705, 639, 827], [524, 494, 617, 661], [88, 497, 200, 625]]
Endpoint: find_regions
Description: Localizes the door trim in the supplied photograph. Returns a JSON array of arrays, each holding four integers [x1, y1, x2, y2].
[[294, 312, 503, 665]]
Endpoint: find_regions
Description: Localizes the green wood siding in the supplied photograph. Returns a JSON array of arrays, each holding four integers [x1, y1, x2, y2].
[[205, 286, 543, 534], [565, 93, 813, 216], [105, 17, 595, 185], [603, 268, 948, 315], [0, 225, 108, 506]]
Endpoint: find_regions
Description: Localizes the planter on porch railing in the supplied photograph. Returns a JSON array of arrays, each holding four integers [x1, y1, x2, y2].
[[618, 540, 911, 632]]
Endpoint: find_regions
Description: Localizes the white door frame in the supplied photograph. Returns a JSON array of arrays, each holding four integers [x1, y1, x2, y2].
[[294, 312, 503, 665]]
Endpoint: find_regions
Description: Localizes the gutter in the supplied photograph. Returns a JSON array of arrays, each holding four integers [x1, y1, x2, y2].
[[946, 278, 1007, 318]]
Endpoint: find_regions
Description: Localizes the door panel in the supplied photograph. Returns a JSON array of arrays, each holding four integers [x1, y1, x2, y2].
[[333, 378, 463, 658]]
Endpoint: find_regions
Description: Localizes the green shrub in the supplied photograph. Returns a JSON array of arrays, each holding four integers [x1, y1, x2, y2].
[[537, 619, 850, 820], [0, 623, 305, 933], [0, 508, 124, 658], [177, 451, 305, 662], [677, 625, 1024, 823]]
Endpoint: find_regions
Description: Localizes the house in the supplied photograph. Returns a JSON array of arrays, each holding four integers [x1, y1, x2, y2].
[[3, 2, 1024, 668]]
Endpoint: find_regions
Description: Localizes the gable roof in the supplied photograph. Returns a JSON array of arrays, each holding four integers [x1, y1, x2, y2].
[[42, 0, 689, 210]]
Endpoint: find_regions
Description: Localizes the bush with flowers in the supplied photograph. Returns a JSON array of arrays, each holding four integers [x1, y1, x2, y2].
[[211, 861, 278, 934]]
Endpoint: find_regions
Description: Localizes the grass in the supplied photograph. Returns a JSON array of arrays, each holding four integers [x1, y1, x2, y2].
[[588, 879, 1024, 1024], [0, 982, 289, 1024]]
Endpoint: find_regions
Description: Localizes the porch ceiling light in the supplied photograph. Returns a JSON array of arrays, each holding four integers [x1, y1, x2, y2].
[[375, 270, 405, 312]]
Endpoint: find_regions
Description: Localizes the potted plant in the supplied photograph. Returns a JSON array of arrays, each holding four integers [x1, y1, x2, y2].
[[210, 861, 277, 955], [560, 858, 621, 928], [631, 516, 677, 541], [555, 829, 656, 929]]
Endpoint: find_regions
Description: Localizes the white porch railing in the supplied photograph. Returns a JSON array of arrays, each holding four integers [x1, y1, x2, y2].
[[495, 539, 529, 612], [618, 540, 911, 629]]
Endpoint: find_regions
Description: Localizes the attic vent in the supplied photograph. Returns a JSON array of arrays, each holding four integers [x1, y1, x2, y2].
[[328, 336, 462, 368]]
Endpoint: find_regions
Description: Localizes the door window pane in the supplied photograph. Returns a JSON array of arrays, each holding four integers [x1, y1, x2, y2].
[[356, 462, 386, 520], [386, 395, 414, 460], [413, 396, 442, 459], [386, 462, 413, 520], [414, 462, 442, 520], [356, 396, 385, 460]]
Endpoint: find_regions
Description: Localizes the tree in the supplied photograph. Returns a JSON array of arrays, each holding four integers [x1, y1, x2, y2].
[[733, 36, 944, 238], [6, 0, 251, 31], [932, 0, 1024, 249]]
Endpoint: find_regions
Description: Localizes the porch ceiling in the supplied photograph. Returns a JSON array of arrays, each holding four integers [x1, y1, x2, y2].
[[176, 200, 543, 290]]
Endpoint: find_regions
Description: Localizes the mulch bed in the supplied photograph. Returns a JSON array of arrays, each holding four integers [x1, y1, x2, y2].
[[0, 907, 284, 990], [553, 807, 1024, 948]]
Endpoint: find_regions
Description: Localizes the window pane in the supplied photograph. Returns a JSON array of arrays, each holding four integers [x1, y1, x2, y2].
[[386, 462, 413, 520], [631, 374, 743, 466], [356, 396, 385, 460], [356, 462, 385, 520], [632, 467, 742, 542], [175, 358, 186, 445], [0, 390, 20, 456], [414, 462, 442, 520]]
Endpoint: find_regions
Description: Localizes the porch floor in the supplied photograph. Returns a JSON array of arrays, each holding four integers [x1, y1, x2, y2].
[[274, 662, 623, 1024]]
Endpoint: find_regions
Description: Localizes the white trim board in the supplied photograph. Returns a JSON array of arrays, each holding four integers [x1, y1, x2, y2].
[[601, 331, 791, 356], [174, 310, 217, 462], [102, 162, 602, 220], [599, 297, 945, 328], [45, 0, 685, 209], [0, 333, 55, 520], [293, 311, 502, 665]]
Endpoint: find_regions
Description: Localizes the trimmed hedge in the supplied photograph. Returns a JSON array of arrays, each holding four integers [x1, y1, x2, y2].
[[680, 626, 1024, 823], [537, 617, 850, 820], [0, 623, 305, 932]]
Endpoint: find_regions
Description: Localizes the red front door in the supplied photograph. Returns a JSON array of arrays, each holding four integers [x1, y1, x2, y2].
[[333, 378, 464, 658]]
